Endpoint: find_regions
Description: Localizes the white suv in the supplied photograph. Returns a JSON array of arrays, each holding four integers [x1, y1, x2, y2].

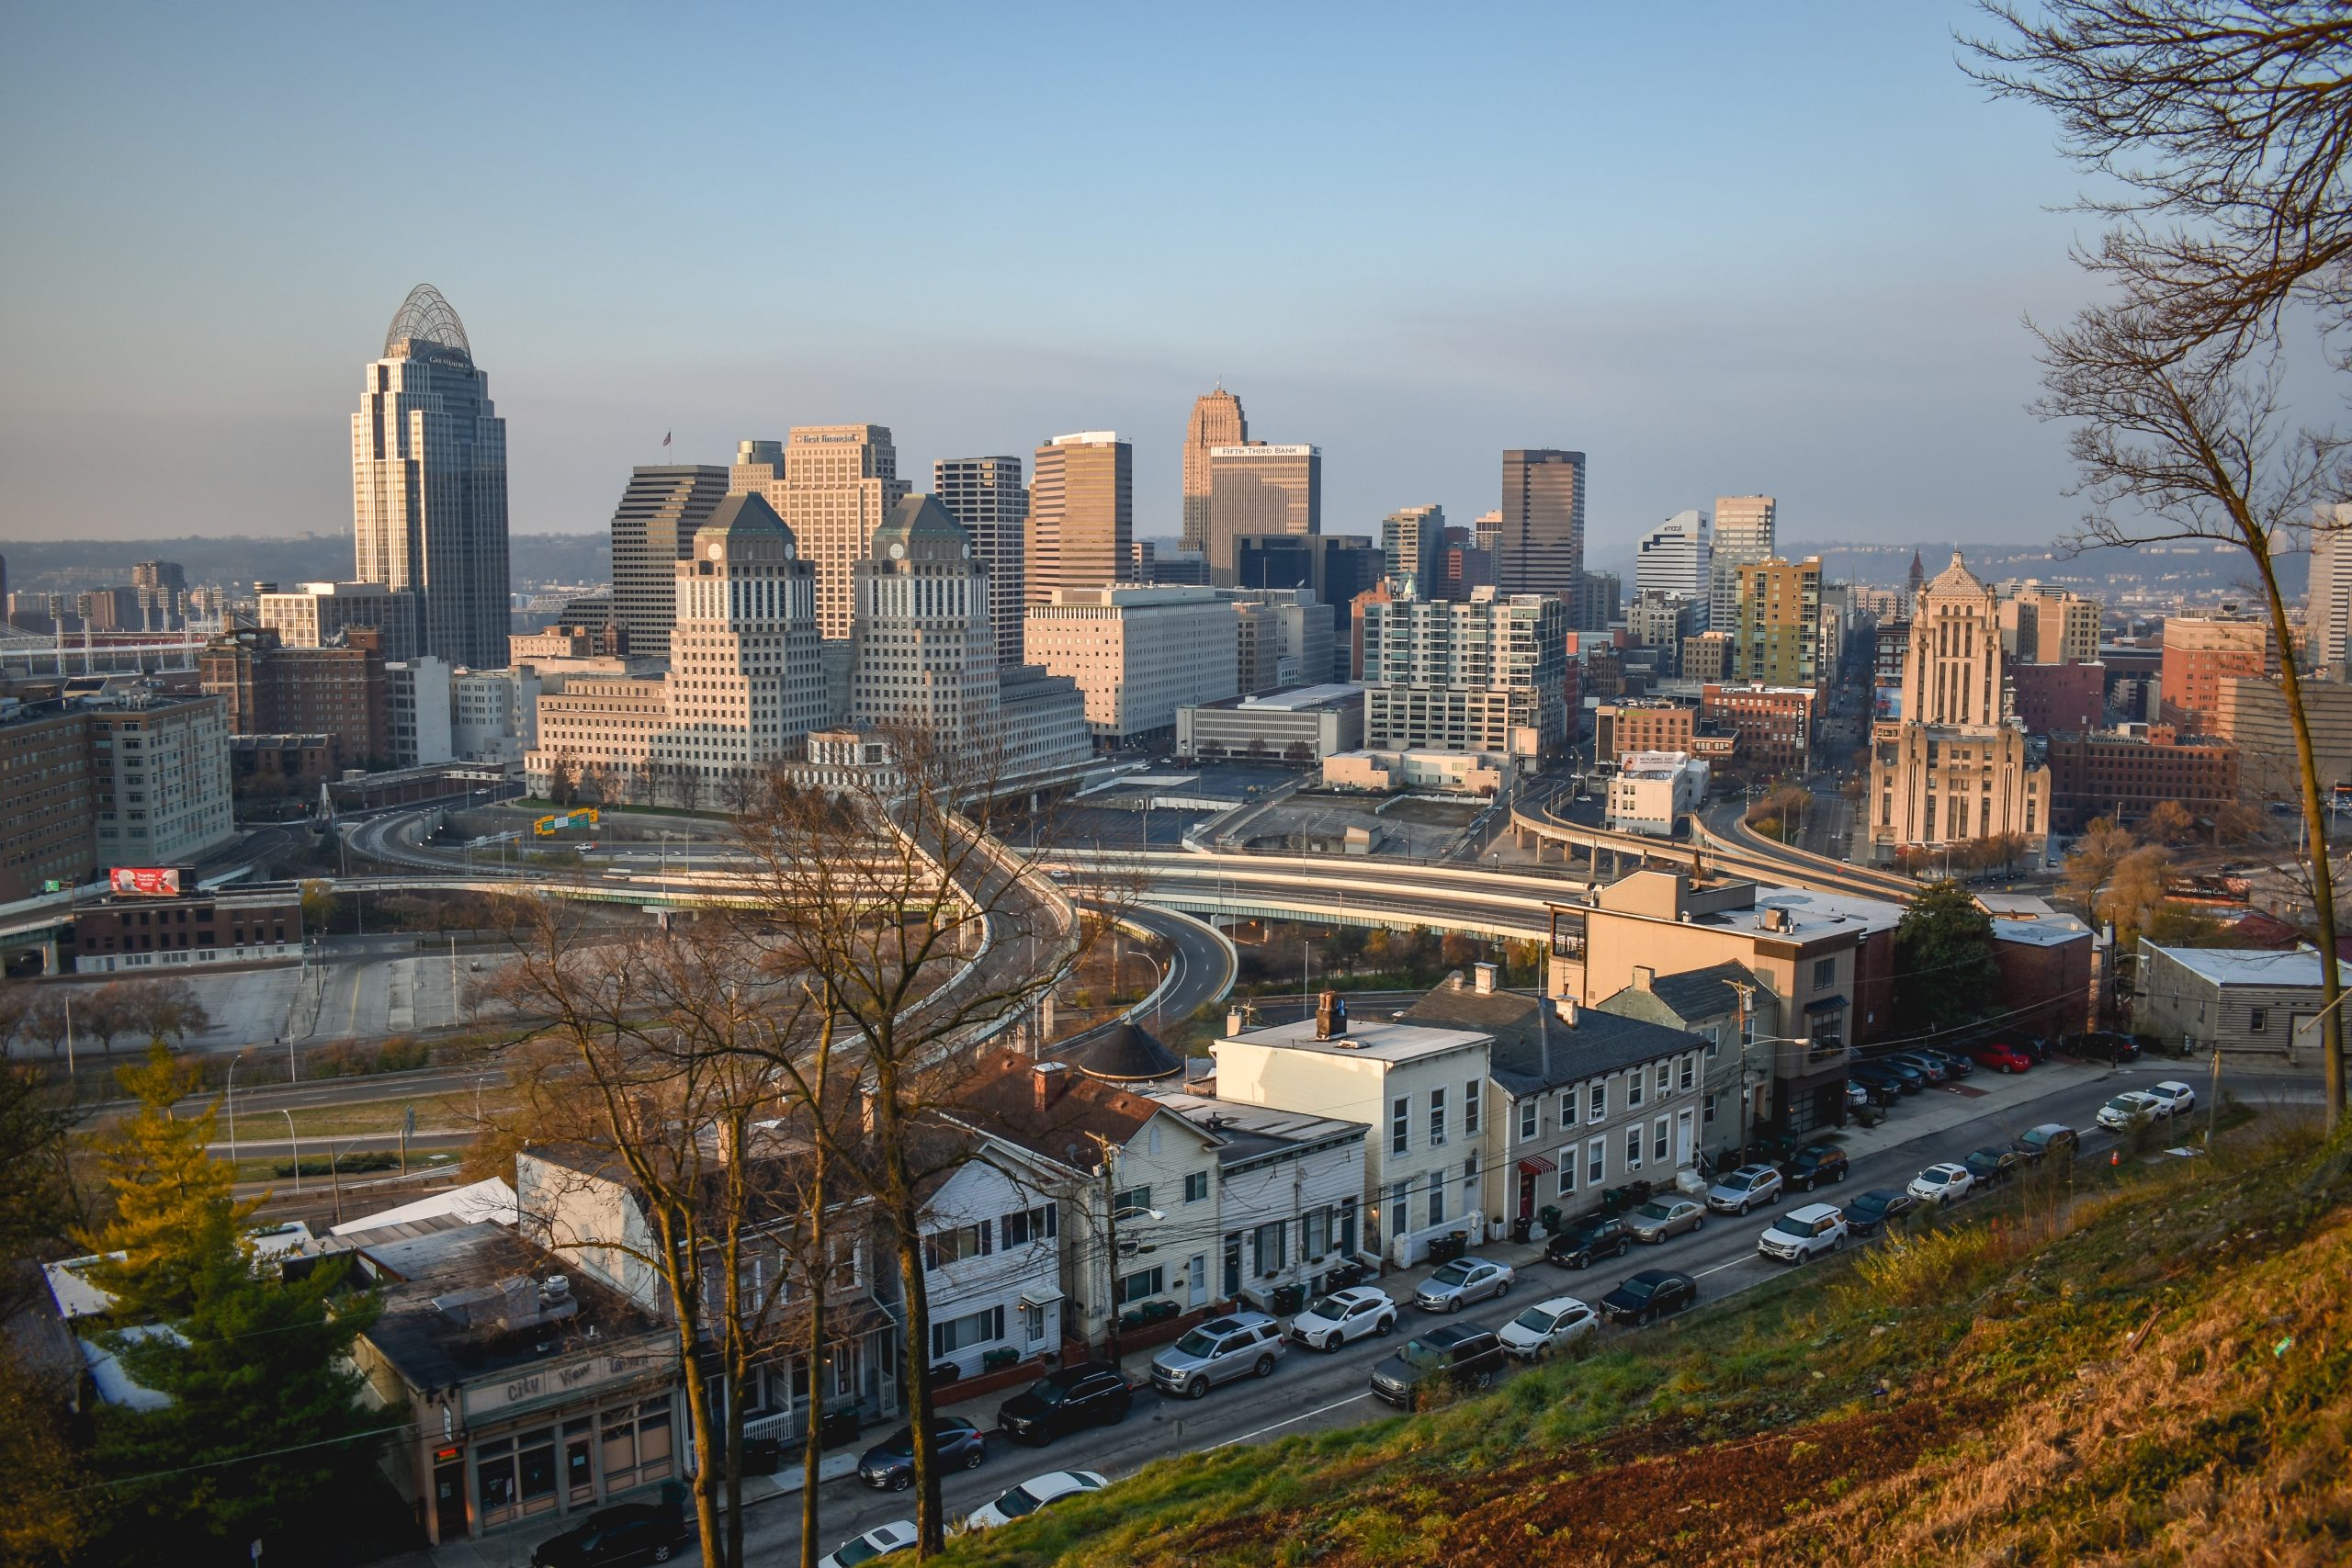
[[2143, 1080, 2198, 1118], [1758, 1202, 1848, 1263]]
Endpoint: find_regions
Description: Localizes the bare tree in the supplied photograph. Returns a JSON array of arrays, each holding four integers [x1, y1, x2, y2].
[[1969, 3, 2352, 361], [1970, 2, 2352, 1125], [489, 913, 827, 1568], [729, 721, 1094, 1557], [0, 984, 34, 1057]]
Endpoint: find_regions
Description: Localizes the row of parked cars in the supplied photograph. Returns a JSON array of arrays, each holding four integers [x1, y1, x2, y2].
[[820, 1070, 2205, 1562]]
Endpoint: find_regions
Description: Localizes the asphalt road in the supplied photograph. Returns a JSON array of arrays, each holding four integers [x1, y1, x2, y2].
[[629, 1059, 2330, 1568]]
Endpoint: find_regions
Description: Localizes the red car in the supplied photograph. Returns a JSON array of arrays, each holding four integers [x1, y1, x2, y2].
[[1962, 1039, 2033, 1074]]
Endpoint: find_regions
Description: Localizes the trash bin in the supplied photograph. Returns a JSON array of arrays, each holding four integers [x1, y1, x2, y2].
[[1272, 1281, 1306, 1314], [1510, 1215, 1533, 1246], [1539, 1205, 1563, 1235], [1427, 1231, 1469, 1264], [818, 1404, 861, 1449]]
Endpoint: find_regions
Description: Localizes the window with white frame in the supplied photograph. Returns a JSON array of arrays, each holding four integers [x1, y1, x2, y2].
[[1706, 1025, 1723, 1059], [1653, 1115, 1668, 1161], [1557, 1146, 1577, 1196], [1627, 1069, 1643, 1110], [1000, 1204, 1057, 1248], [1679, 1054, 1695, 1091], [1589, 1081, 1607, 1122], [1391, 1096, 1410, 1156], [1118, 1266, 1166, 1304], [1559, 1085, 1577, 1125], [1586, 1136, 1606, 1185], [1656, 1062, 1671, 1095], [1429, 1086, 1448, 1147], [1702, 1091, 1718, 1124], [1519, 1098, 1538, 1142], [930, 1303, 1006, 1359], [1464, 1079, 1481, 1136], [1625, 1124, 1643, 1169], [1184, 1170, 1211, 1204]]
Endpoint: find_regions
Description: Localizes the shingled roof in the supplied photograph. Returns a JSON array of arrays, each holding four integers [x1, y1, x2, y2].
[[1062, 1021, 1184, 1084], [1403, 980, 1704, 1099], [956, 1049, 1217, 1172]]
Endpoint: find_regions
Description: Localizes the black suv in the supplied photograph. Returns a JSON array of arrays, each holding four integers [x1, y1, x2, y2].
[[2065, 1031, 2143, 1063], [1368, 1325, 1507, 1407], [996, 1361, 1132, 1444], [530, 1488, 689, 1568], [2013, 1122, 2080, 1165], [1962, 1145, 2024, 1188], [1546, 1214, 1634, 1269], [1781, 1144, 1849, 1192], [1841, 1187, 1918, 1237], [1600, 1268, 1699, 1326]]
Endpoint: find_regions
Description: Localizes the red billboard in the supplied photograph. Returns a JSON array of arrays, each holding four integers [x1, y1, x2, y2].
[[108, 867, 183, 897]]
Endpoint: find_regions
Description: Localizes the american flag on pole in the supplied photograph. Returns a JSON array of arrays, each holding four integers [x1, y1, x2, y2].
[[662, 430, 672, 447]]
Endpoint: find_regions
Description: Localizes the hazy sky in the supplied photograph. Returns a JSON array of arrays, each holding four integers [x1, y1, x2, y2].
[[2, 4, 2126, 555]]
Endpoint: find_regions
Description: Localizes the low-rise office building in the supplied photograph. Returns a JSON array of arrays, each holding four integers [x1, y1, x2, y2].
[[1320, 748, 1505, 795], [2044, 725, 2238, 834], [1177, 683, 1363, 762], [71, 881, 303, 972], [1606, 750, 1708, 837], [1023, 585, 1239, 746]]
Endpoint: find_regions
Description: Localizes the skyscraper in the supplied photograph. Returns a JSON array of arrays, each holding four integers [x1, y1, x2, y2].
[[1498, 450, 1586, 601], [934, 456, 1028, 670], [1027, 432, 1132, 603], [1381, 504, 1446, 593], [2309, 503, 2352, 677], [1182, 387, 1248, 553], [851, 494, 1001, 749], [353, 284, 511, 670], [659, 491, 824, 785], [1635, 509, 1713, 616], [608, 465, 730, 661], [1707, 495, 1776, 636], [1205, 445, 1320, 583], [732, 426, 909, 642]]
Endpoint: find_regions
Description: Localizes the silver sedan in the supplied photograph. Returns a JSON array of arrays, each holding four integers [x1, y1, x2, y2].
[[1411, 1256, 1515, 1313]]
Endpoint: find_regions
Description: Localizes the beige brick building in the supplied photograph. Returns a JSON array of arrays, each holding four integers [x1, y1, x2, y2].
[[1027, 432, 1131, 604], [730, 425, 907, 642]]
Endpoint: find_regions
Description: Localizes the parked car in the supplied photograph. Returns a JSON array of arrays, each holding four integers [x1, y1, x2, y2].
[[2013, 1032, 2057, 1064], [1599, 1268, 1699, 1326], [1546, 1214, 1635, 1269], [1886, 1051, 1951, 1084], [1369, 1325, 1508, 1406], [1845, 1078, 1873, 1110], [1918, 1047, 1975, 1079], [2096, 1090, 2162, 1132], [2068, 1031, 2143, 1063], [818, 1520, 916, 1568], [2144, 1080, 2199, 1118], [1414, 1256, 1514, 1313], [1848, 1066, 1905, 1105], [1758, 1201, 1849, 1263], [1962, 1038, 2034, 1074], [2013, 1122, 2079, 1164], [1860, 1057, 1928, 1094], [1498, 1295, 1600, 1361], [1907, 1162, 1974, 1205], [964, 1470, 1108, 1531], [531, 1494, 691, 1568], [996, 1362, 1132, 1444], [1625, 1197, 1707, 1244], [1287, 1285, 1397, 1351], [1841, 1187, 1919, 1237], [858, 1417, 986, 1492], [1962, 1145, 2023, 1188], [1781, 1144, 1849, 1192], [1705, 1163, 1786, 1216], [1148, 1312, 1284, 1399]]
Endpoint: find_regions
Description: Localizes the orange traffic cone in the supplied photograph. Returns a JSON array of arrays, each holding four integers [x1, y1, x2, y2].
[[2109, 1148, 2120, 1168]]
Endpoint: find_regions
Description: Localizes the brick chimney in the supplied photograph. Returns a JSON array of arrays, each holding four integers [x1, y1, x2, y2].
[[1033, 1061, 1071, 1112], [1555, 995, 1580, 1026], [1632, 964, 1655, 991], [1473, 962, 1498, 995]]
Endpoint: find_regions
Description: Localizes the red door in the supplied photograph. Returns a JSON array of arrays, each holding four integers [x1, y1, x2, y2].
[[1516, 1171, 1536, 1220]]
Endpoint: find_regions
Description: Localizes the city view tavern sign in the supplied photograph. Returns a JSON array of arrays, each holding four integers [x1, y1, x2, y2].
[[463, 1348, 669, 1419]]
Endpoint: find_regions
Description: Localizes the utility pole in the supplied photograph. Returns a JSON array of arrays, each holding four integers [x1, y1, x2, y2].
[[1731, 981, 1755, 1161]]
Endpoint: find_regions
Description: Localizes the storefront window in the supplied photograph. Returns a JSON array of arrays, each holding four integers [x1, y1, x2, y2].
[[476, 1437, 517, 1528], [517, 1427, 557, 1515]]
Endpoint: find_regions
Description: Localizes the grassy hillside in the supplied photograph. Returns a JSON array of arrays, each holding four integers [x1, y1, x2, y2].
[[943, 1117, 2352, 1566]]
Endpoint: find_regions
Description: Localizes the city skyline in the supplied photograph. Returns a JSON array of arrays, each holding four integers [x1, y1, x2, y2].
[[4, 4, 2285, 549]]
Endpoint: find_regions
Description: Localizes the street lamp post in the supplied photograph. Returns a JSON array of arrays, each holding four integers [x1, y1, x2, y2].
[[279, 1109, 300, 1195], [225, 1052, 243, 1167]]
